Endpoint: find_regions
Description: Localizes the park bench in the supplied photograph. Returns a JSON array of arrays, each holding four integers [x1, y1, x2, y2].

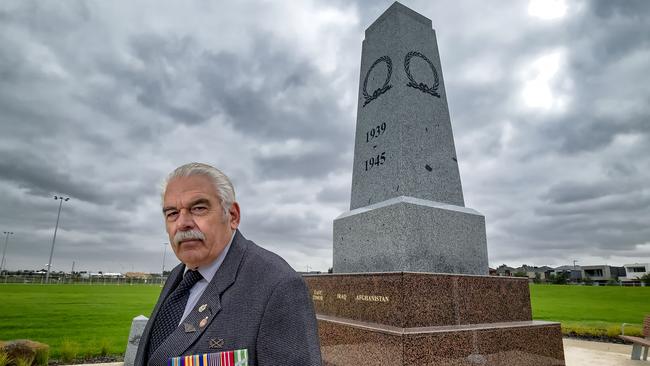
[[620, 315, 650, 361]]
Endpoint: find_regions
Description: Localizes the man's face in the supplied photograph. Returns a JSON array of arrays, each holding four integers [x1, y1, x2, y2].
[[163, 175, 240, 268]]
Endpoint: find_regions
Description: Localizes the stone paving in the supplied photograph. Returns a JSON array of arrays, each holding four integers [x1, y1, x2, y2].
[[563, 338, 642, 366]]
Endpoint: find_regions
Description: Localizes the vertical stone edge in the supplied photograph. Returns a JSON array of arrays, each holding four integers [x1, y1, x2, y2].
[[124, 315, 148, 366]]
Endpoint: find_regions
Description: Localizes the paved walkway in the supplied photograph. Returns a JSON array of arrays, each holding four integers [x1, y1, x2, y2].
[[68, 339, 643, 365], [563, 338, 643, 365]]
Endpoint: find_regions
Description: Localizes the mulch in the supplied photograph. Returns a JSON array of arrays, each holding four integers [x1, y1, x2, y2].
[[48, 355, 123, 366]]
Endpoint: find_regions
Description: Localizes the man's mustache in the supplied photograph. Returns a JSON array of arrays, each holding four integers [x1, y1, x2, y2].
[[174, 230, 206, 246]]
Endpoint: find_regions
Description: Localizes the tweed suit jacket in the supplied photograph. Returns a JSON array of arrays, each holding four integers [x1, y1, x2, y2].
[[134, 230, 322, 366]]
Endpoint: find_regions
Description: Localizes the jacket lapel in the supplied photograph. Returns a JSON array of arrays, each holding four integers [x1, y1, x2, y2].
[[136, 264, 184, 366], [149, 230, 249, 365]]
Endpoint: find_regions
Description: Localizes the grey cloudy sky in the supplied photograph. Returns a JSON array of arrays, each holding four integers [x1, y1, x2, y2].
[[1, 0, 648, 274]]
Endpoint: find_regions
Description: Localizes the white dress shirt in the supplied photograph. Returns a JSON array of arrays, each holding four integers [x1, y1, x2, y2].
[[179, 232, 235, 324]]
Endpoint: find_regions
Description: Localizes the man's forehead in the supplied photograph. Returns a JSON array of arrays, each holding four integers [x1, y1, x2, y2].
[[164, 176, 219, 201]]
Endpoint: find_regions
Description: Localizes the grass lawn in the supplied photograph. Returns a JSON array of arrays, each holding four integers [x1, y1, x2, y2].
[[0, 284, 161, 360], [530, 284, 650, 336], [1, 283, 649, 360]]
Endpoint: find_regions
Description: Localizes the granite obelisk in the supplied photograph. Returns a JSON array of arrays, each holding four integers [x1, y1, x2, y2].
[[333, 2, 488, 275]]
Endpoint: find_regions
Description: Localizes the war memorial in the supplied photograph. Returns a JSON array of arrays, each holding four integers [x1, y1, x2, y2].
[[304, 3, 566, 365]]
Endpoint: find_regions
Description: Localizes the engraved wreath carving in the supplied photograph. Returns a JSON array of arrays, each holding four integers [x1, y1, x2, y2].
[[404, 51, 440, 98], [362, 55, 393, 107]]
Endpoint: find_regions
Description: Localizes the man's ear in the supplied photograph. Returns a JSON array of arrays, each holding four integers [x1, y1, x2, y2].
[[228, 202, 241, 230]]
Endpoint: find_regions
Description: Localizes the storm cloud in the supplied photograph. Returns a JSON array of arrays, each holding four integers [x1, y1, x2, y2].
[[0, 0, 648, 273]]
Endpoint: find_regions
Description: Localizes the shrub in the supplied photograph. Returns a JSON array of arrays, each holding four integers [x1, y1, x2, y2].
[[1, 340, 48, 366], [98, 338, 111, 357], [59, 339, 79, 363], [0, 351, 12, 366], [31, 344, 48, 366], [561, 322, 643, 338], [14, 355, 34, 366]]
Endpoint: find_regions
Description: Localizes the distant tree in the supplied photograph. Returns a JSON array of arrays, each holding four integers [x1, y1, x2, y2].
[[607, 278, 619, 286], [551, 273, 568, 285], [640, 273, 650, 286], [514, 271, 528, 278], [533, 272, 542, 284], [583, 276, 594, 285]]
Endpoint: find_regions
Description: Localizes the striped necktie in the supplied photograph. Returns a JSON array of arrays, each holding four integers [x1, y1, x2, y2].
[[148, 269, 203, 357]]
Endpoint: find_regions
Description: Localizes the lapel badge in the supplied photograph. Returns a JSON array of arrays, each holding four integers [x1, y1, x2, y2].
[[183, 323, 197, 333], [198, 303, 208, 313], [199, 316, 209, 328], [209, 338, 224, 349]]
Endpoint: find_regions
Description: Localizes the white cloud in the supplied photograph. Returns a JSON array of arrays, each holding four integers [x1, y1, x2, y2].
[[528, 0, 567, 20], [521, 50, 570, 111]]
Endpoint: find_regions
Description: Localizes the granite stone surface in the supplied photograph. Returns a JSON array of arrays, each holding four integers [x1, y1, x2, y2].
[[304, 272, 531, 328], [333, 197, 488, 274], [318, 316, 565, 366], [319, 319, 403, 366], [349, 2, 464, 210], [123, 315, 148, 366]]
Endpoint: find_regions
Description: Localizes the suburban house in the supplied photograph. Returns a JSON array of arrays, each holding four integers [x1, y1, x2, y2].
[[516, 265, 552, 281], [620, 263, 650, 285], [495, 264, 551, 281], [580, 265, 626, 285]]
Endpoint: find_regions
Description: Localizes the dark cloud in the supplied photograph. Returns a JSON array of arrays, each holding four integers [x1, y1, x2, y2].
[[196, 42, 348, 141], [0, 0, 648, 273], [591, 0, 650, 19], [316, 186, 350, 206]]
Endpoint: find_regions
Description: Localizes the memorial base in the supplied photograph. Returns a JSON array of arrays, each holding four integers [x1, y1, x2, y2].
[[333, 197, 489, 275], [305, 272, 565, 366]]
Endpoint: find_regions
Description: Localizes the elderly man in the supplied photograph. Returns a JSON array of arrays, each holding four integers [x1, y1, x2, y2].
[[135, 162, 321, 366]]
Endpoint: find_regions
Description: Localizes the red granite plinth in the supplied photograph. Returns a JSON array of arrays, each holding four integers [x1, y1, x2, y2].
[[304, 272, 565, 365]]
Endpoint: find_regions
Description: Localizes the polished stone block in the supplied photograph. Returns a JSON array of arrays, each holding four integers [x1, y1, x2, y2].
[[318, 316, 565, 366], [305, 272, 531, 328], [333, 197, 488, 275], [306, 272, 565, 365]]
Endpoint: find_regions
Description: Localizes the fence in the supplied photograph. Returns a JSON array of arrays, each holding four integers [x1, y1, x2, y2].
[[0, 274, 168, 285]]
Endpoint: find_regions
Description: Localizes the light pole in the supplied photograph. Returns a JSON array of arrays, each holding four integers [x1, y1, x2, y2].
[[161, 242, 168, 276], [46, 195, 70, 284], [1, 231, 14, 275]]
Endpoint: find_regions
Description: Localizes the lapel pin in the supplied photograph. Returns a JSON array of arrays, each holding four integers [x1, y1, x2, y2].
[[183, 323, 197, 333], [198, 304, 208, 312], [199, 316, 209, 328], [209, 338, 224, 349]]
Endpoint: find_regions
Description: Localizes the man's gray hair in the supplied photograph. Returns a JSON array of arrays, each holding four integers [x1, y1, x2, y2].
[[162, 162, 236, 215]]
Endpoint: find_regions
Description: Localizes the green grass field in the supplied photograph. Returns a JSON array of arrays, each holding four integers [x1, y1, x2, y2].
[[0, 284, 161, 359], [531, 284, 649, 336], [0, 284, 649, 361]]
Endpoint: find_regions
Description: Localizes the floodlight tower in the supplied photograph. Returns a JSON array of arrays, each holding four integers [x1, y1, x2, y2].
[[46, 195, 70, 284], [1, 231, 14, 275], [162, 242, 168, 276]]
